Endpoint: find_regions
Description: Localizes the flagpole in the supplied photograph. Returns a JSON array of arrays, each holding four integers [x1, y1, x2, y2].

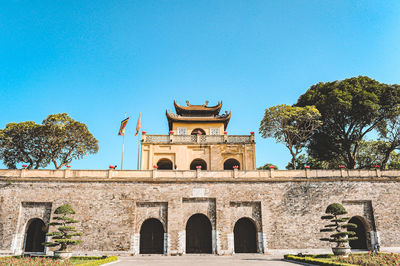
[[121, 112, 127, 170], [137, 132, 141, 170]]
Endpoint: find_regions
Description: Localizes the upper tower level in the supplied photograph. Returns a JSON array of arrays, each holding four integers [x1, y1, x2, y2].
[[166, 100, 231, 135], [141, 100, 256, 171]]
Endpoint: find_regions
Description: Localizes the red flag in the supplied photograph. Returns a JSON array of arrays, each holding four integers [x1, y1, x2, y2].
[[135, 113, 141, 136], [118, 117, 129, 136]]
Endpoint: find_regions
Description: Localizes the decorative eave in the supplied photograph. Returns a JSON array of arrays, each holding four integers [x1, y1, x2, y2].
[[174, 100, 222, 116], [166, 110, 231, 130]]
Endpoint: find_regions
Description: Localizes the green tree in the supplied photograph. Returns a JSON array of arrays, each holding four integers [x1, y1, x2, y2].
[[0, 122, 49, 169], [320, 203, 357, 252], [285, 154, 338, 169], [257, 163, 278, 170], [259, 104, 322, 170], [0, 113, 98, 169], [44, 204, 82, 251], [43, 113, 99, 169], [296, 76, 400, 169], [357, 140, 400, 169], [376, 113, 400, 168]]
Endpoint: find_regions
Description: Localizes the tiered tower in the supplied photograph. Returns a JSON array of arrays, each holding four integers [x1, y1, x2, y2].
[[140, 101, 256, 170]]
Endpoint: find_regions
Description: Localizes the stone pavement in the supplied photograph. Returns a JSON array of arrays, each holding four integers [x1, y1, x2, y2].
[[110, 254, 296, 266]]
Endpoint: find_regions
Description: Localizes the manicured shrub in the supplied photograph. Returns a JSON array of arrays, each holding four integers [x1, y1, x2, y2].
[[320, 203, 357, 248], [44, 204, 82, 251]]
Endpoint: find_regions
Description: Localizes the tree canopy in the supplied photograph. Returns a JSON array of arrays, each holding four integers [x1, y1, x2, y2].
[[259, 104, 322, 169], [0, 113, 98, 169], [296, 76, 400, 169]]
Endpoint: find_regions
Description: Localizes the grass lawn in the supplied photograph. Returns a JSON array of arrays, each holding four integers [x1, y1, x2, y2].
[[0, 255, 118, 266], [285, 252, 400, 265]]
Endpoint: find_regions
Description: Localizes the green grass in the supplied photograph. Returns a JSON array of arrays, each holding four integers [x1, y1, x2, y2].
[[0, 255, 118, 266], [284, 252, 400, 266]]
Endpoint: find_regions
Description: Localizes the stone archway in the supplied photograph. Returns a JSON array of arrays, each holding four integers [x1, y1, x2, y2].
[[185, 213, 212, 254], [348, 216, 369, 250], [234, 217, 257, 253], [190, 159, 207, 170], [140, 218, 165, 254], [157, 159, 173, 170], [24, 218, 46, 253], [224, 158, 240, 170]]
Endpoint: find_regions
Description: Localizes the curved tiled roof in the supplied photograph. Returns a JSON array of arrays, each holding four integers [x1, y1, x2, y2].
[[166, 110, 231, 130], [174, 100, 222, 116]]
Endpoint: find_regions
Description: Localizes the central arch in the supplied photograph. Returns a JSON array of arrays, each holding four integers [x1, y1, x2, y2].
[[185, 214, 212, 254], [157, 159, 173, 170], [234, 217, 257, 253], [348, 216, 368, 250], [191, 128, 206, 135], [224, 158, 240, 170], [140, 218, 165, 254], [24, 218, 46, 253], [190, 159, 207, 170]]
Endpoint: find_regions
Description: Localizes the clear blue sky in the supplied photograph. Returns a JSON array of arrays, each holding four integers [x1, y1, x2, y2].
[[1, 1, 400, 170]]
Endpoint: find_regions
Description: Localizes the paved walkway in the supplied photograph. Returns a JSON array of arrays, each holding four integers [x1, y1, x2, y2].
[[111, 254, 296, 266]]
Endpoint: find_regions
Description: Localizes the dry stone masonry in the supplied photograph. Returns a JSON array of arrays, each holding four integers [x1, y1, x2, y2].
[[0, 168, 399, 255]]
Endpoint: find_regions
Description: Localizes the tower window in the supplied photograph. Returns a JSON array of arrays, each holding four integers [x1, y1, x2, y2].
[[177, 127, 187, 135]]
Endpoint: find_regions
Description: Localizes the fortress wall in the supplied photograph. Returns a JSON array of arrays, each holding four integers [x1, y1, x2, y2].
[[0, 170, 399, 255]]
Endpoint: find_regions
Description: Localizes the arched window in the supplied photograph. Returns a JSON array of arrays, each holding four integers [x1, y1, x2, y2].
[[234, 217, 257, 253], [348, 216, 369, 250], [186, 214, 212, 254], [157, 159, 173, 170], [191, 128, 206, 135], [24, 218, 46, 253], [140, 218, 165, 254], [224, 159, 240, 170], [190, 159, 207, 170]]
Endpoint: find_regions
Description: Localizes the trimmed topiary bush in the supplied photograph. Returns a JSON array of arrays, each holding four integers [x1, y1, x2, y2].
[[44, 204, 82, 252], [320, 203, 357, 250]]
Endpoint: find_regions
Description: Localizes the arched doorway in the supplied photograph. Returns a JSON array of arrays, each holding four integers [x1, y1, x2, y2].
[[191, 128, 206, 135], [24, 218, 46, 253], [348, 216, 368, 250], [157, 159, 173, 170], [190, 159, 207, 170], [186, 214, 212, 254], [224, 158, 240, 170], [234, 218, 257, 253], [140, 218, 165, 254]]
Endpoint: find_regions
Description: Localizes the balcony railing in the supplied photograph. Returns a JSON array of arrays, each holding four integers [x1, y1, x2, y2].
[[142, 134, 254, 144]]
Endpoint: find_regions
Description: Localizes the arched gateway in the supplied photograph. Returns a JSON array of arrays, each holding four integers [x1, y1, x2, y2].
[[185, 214, 212, 254], [24, 218, 46, 253], [234, 218, 257, 253], [140, 218, 165, 254], [348, 216, 369, 250]]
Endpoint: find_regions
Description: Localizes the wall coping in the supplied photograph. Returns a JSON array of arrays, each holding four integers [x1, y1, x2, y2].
[[0, 169, 399, 182]]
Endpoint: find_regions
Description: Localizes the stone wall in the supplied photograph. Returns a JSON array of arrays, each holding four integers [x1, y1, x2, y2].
[[0, 169, 399, 255]]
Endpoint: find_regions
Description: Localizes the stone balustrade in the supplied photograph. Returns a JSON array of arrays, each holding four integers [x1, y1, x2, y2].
[[0, 168, 398, 180], [142, 134, 255, 144]]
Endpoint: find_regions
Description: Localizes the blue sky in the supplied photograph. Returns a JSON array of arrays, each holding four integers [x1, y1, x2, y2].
[[1, 1, 400, 170]]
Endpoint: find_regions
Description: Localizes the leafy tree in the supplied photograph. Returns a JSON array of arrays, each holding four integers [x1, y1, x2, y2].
[[44, 204, 82, 251], [376, 113, 400, 168], [296, 76, 400, 169], [320, 203, 357, 250], [259, 104, 322, 169], [285, 154, 338, 170], [257, 163, 279, 170], [357, 140, 400, 169], [43, 113, 99, 169], [0, 122, 49, 169], [0, 113, 98, 169]]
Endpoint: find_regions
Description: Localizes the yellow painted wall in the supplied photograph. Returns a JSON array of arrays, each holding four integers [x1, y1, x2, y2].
[[172, 122, 225, 135], [141, 143, 256, 170]]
